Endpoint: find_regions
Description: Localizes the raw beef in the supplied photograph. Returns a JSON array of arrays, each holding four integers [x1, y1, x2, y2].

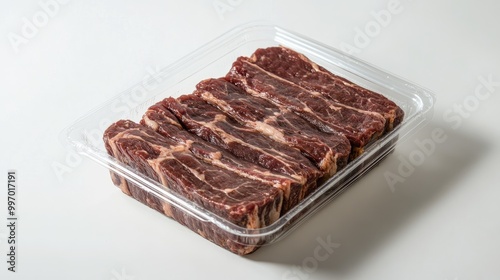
[[163, 95, 321, 198], [194, 78, 351, 177], [102, 45, 405, 255], [140, 103, 304, 213], [103, 120, 284, 254], [248, 46, 404, 131], [226, 57, 386, 157]]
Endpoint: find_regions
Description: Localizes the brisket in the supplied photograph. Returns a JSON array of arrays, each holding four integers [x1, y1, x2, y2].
[[194, 78, 351, 177], [248, 46, 404, 131]]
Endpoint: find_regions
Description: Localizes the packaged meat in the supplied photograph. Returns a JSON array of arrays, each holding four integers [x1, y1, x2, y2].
[[62, 23, 435, 255]]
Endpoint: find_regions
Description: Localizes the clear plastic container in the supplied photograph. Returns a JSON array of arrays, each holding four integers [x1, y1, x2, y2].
[[62, 22, 435, 255]]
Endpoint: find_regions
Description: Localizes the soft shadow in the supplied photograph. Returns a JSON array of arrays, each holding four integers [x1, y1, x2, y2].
[[246, 121, 491, 277]]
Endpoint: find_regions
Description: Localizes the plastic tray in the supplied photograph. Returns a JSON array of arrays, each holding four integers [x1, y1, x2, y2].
[[62, 23, 435, 255]]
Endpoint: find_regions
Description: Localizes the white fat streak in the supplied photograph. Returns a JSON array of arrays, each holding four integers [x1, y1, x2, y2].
[[161, 201, 174, 218], [211, 151, 222, 160], [108, 130, 128, 157], [213, 114, 227, 122], [319, 151, 337, 178], [330, 101, 387, 125], [142, 115, 159, 131], [249, 53, 258, 62], [247, 205, 260, 229], [309, 90, 321, 97], [254, 119, 284, 141], [268, 197, 281, 225], [200, 91, 233, 116]]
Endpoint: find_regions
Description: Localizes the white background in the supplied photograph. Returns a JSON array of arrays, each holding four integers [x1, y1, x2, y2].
[[1, 0, 500, 279]]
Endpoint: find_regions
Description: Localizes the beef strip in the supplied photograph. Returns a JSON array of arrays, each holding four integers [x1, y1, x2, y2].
[[163, 95, 321, 199], [248, 46, 404, 131], [103, 120, 283, 254], [226, 57, 386, 157], [140, 103, 304, 213], [104, 119, 283, 228], [194, 78, 351, 177]]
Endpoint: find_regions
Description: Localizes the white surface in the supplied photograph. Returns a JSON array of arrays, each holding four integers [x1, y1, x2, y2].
[[1, 1, 500, 279]]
